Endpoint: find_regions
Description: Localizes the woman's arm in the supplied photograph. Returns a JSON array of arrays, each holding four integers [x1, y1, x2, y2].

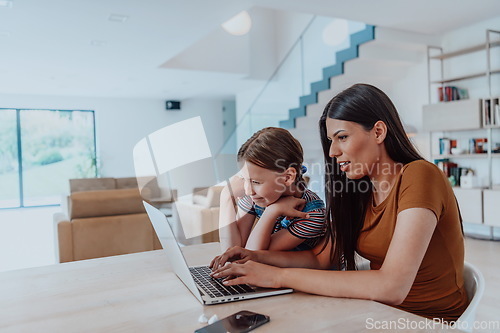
[[214, 207, 437, 306], [210, 238, 333, 270]]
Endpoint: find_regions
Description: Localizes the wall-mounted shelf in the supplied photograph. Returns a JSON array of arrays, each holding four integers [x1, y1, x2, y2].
[[429, 40, 500, 60], [432, 154, 490, 159], [425, 29, 500, 229], [422, 99, 482, 131], [430, 69, 500, 84]]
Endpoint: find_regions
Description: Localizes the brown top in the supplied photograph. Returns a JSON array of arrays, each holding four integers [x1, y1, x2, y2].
[[357, 160, 468, 321]]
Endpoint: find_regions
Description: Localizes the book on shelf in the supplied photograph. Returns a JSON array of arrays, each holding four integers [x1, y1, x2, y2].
[[483, 97, 500, 126], [484, 99, 491, 126], [469, 138, 488, 154], [494, 101, 500, 126], [437, 86, 468, 102], [438, 138, 458, 155], [434, 158, 464, 186]]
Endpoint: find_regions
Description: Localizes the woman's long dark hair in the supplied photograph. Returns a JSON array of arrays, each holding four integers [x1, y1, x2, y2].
[[319, 84, 424, 270]]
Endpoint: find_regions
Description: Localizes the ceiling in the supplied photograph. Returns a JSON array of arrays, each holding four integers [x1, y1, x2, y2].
[[0, 0, 498, 100], [252, 0, 500, 36]]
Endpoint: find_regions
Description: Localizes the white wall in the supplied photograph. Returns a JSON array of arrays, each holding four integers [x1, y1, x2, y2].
[[384, 56, 430, 159], [0, 94, 224, 177], [247, 7, 279, 81]]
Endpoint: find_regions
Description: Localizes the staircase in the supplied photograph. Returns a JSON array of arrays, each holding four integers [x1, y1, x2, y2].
[[280, 26, 434, 196]]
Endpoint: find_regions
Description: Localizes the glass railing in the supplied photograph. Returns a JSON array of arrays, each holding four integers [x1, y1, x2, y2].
[[217, 16, 368, 158]]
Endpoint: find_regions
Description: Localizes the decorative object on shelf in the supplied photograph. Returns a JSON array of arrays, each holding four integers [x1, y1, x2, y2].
[[434, 158, 465, 186], [470, 138, 488, 154], [451, 147, 466, 155], [493, 143, 500, 154], [448, 175, 457, 187], [460, 169, 477, 189], [439, 138, 459, 155]]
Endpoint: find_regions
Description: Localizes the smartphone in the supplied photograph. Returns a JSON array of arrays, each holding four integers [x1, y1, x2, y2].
[[195, 310, 270, 333]]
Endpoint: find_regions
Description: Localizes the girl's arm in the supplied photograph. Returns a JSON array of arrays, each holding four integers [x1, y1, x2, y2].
[[214, 207, 437, 306], [244, 197, 309, 251], [218, 176, 256, 251]]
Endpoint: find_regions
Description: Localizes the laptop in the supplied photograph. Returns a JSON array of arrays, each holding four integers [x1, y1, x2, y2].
[[143, 201, 293, 305]]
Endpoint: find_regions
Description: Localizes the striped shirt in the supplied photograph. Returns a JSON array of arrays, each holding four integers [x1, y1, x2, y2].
[[237, 189, 326, 250]]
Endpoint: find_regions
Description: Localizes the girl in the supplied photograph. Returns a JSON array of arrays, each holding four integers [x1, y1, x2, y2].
[[218, 127, 326, 252], [211, 84, 468, 322]]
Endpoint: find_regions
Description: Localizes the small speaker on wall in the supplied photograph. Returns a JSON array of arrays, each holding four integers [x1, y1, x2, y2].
[[166, 100, 181, 110]]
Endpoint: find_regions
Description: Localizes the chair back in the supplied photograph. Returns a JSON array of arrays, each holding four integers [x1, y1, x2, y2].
[[458, 262, 485, 332]]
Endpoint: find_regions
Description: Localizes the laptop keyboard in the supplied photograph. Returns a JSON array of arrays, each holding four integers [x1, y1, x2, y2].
[[189, 266, 254, 298]]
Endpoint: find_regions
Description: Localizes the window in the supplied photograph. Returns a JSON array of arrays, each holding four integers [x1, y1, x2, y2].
[[0, 109, 97, 208]]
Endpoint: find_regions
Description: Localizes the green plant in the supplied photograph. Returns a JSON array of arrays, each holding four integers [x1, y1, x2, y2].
[[38, 151, 64, 165], [74, 149, 98, 178]]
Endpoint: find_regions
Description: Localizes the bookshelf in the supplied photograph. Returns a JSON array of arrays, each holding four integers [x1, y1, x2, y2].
[[424, 29, 500, 231], [431, 154, 494, 160]]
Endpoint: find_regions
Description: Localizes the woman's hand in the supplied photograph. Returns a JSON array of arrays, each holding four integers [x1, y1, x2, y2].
[[267, 196, 308, 220], [211, 260, 283, 289], [209, 246, 257, 270]]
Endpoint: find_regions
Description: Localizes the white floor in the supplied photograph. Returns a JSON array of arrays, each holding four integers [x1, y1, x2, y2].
[[0, 207, 499, 330]]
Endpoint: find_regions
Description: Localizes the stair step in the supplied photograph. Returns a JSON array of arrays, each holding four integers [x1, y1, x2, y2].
[[319, 76, 394, 104], [303, 148, 325, 160], [295, 115, 321, 130], [306, 102, 327, 119], [292, 70, 405, 128], [289, 129, 322, 151], [289, 129, 320, 141], [281, 26, 430, 137]]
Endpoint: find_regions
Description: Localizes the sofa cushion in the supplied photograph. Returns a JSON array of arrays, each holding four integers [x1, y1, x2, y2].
[[192, 186, 223, 208], [71, 213, 154, 261], [193, 194, 209, 207], [69, 188, 145, 219], [70, 178, 116, 193], [140, 178, 162, 200], [205, 186, 223, 207], [115, 177, 138, 189]]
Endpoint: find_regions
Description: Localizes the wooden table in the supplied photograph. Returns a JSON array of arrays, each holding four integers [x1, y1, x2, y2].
[[0, 243, 456, 332]]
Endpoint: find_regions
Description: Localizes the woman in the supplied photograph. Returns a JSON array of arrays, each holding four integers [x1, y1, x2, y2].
[[211, 84, 468, 321]]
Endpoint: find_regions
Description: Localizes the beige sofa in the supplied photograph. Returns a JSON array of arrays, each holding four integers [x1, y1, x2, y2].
[[67, 177, 176, 207], [55, 176, 173, 263], [174, 186, 223, 244]]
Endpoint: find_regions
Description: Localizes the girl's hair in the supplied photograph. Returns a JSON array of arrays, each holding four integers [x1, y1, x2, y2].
[[319, 84, 424, 270], [238, 127, 306, 189]]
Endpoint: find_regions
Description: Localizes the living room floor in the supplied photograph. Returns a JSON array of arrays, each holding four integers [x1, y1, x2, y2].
[[0, 206, 59, 271], [0, 206, 499, 330]]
